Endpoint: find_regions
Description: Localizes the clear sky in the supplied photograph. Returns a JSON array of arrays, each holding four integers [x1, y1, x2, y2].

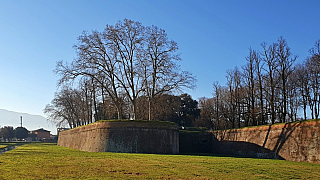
[[0, 0, 319, 118]]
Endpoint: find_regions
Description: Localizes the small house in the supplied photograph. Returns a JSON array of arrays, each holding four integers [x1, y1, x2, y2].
[[32, 128, 51, 141]]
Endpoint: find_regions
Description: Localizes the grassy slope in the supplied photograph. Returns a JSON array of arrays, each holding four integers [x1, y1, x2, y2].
[[0, 143, 320, 179]]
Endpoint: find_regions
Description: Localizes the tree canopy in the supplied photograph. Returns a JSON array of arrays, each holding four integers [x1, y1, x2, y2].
[[15, 127, 29, 140], [0, 126, 15, 140]]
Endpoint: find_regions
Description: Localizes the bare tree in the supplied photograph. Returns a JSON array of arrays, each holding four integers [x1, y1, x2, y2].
[[261, 42, 279, 124], [104, 19, 146, 120], [55, 19, 195, 121], [305, 40, 320, 119], [55, 29, 125, 119], [242, 48, 257, 126], [294, 63, 309, 120], [226, 67, 242, 128], [141, 25, 195, 120], [275, 37, 297, 123], [287, 69, 301, 121], [200, 38, 317, 130], [213, 81, 222, 129], [254, 51, 265, 124], [44, 86, 92, 128]]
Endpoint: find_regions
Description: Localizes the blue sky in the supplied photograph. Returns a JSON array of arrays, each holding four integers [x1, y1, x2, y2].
[[0, 0, 319, 118]]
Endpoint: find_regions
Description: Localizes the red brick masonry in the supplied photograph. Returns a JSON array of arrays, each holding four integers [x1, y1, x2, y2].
[[58, 121, 179, 154], [213, 121, 320, 164]]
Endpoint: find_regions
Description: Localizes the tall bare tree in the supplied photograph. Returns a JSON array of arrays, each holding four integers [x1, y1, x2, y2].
[[213, 81, 222, 129], [261, 42, 278, 124], [226, 67, 242, 128], [104, 19, 145, 120], [242, 48, 257, 126], [55, 19, 195, 121], [55, 29, 125, 119], [254, 51, 265, 124], [141, 25, 195, 120], [306, 40, 320, 119], [294, 63, 309, 120], [275, 37, 297, 122], [287, 69, 301, 121]]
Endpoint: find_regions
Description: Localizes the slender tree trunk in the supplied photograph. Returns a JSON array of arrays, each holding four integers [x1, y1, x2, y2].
[[92, 79, 98, 122], [148, 97, 151, 121]]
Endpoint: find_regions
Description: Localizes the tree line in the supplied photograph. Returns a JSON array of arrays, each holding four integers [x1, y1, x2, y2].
[[196, 38, 320, 130], [0, 126, 28, 141], [44, 19, 320, 131], [44, 19, 196, 128]]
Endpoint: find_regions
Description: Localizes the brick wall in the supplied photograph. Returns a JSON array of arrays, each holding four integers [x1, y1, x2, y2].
[[58, 121, 179, 154], [213, 121, 320, 164]]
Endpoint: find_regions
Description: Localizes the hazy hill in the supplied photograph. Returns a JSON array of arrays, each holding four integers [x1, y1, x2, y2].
[[0, 109, 57, 135]]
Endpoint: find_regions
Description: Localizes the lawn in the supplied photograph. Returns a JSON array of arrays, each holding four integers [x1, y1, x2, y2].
[[0, 145, 7, 149], [0, 142, 28, 150], [0, 142, 20, 150], [0, 143, 320, 179]]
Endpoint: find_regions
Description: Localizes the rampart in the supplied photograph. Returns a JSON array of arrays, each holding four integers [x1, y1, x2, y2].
[[213, 120, 320, 164], [58, 120, 179, 154]]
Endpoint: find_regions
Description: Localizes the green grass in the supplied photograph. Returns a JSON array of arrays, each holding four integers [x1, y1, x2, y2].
[[0, 143, 320, 179], [0, 145, 8, 149], [0, 142, 29, 148], [0, 142, 21, 150]]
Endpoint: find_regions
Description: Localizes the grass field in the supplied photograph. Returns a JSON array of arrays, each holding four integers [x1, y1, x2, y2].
[[0, 142, 21, 150], [0, 142, 27, 150], [0, 143, 320, 179]]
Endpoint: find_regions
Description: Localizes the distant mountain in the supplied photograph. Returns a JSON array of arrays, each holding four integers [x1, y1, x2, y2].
[[0, 109, 57, 135]]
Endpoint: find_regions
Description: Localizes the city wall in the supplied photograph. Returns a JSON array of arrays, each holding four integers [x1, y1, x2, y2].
[[58, 120, 179, 154], [213, 120, 320, 164], [58, 119, 320, 163]]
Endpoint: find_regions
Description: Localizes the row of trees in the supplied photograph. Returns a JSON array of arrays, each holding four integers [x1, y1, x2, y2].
[[196, 38, 320, 130], [44, 19, 320, 131], [0, 126, 28, 141], [45, 19, 196, 128], [45, 88, 200, 129]]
